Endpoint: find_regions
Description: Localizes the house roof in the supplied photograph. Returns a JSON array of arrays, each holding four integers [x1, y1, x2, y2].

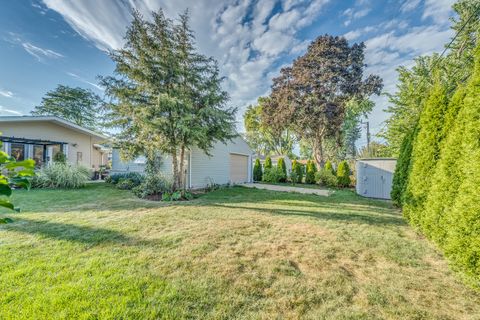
[[0, 116, 109, 141]]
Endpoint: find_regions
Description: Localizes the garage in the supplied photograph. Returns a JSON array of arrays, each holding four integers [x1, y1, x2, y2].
[[230, 153, 249, 184]]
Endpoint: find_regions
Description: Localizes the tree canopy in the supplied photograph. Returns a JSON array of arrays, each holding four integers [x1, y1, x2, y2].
[[101, 9, 236, 189], [32, 85, 102, 130], [262, 35, 382, 166]]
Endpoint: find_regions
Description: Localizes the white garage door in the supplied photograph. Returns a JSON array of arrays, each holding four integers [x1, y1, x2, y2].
[[230, 154, 249, 184]]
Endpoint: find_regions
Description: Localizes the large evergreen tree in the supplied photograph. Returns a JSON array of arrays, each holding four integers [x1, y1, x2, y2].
[[32, 85, 102, 130], [101, 10, 236, 189]]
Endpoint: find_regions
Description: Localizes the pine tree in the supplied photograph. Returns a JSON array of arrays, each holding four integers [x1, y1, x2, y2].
[[336, 160, 351, 187], [253, 159, 263, 182]]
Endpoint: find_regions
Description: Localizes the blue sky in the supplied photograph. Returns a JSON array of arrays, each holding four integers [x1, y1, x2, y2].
[[0, 0, 456, 146]]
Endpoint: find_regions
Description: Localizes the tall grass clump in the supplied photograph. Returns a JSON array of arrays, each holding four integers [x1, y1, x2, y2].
[[33, 163, 90, 189]]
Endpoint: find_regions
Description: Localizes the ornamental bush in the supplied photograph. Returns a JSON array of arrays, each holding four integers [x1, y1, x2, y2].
[[264, 156, 272, 170], [290, 160, 303, 183], [336, 160, 351, 187], [315, 168, 337, 188], [324, 160, 335, 175], [305, 160, 316, 184], [277, 158, 287, 182], [253, 158, 263, 182], [262, 167, 285, 183], [132, 173, 173, 199]]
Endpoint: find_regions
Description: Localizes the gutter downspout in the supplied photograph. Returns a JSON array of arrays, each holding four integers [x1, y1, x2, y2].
[[189, 149, 192, 189]]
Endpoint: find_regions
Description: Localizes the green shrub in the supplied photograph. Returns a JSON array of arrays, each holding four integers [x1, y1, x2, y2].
[[290, 160, 303, 183], [33, 163, 90, 189], [336, 161, 351, 187], [324, 160, 335, 175], [403, 79, 450, 226], [253, 159, 263, 182], [262, 167, 285, 183], [132, 173, 173, 199], [116, 179, 137, 190], [315, 169, 337, 187], [391, 128, 417, 206], [277, 158, 287, 182], [264, 156, 272, 170], [107, 172, 144, 185], [305, 160, 316, 184], [161, 190, 194, 201], [53, 151, 67, 164]]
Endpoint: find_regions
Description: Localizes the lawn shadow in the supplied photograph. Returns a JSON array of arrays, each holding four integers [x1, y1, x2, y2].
[[207, 202, 405, 226], [3, 218, 137, 246]]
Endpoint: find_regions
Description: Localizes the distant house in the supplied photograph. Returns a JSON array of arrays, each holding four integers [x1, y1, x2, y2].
[[0, 116, 109, 169], [255, 155, 292, 173], [112, 136, 254, 189]]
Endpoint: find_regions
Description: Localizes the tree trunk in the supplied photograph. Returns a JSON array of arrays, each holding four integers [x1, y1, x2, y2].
[[171, 148, 180, 190], [179, 145, 186, 189], [312, 134, 325, 168]]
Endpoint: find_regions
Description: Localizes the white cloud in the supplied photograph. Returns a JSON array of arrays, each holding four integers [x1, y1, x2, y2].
[[343, 7, 371, 26], [0, 105, 23, 116], [422, 0, 456, 24], [42, 0, 330, 130], [0, 90, 13, 98], [400, 0, 421, 13], [22, 42, 64, 61]]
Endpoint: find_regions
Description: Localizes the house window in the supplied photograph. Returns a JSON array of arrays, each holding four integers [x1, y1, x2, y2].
[[52, 144, 62, 159], [10, 143, 25, 161], [77, 152, 83, 164], [33, 145, 44, 167]]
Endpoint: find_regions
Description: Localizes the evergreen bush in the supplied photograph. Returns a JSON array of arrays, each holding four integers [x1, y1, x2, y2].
[[277, 158, 287, 182], [324, 160, 335, 175], [305, 160, 316, 184], [315, 168, 337, 187], [264, 156, 272, 170], [336, 161, 351, 187], [391, 128, 417, 206], [253, 158, 263, 182]]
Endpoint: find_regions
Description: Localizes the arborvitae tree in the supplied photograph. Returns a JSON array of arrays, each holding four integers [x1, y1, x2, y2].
[[277, 158, 287, 182], [422, 47, 480, 287], [324, 160, 335, 175], [391, 127, 417, 206], [253, 158, 263, 182], [264, 156, 272, 170], [336, 160, 351, 187], [403, 79, 450, 226], [290, 160, 303, 183], [305, 160, 316, 184], [101, 10, 236, 189]]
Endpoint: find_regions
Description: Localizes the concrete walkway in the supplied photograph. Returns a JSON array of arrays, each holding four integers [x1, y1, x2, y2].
[[242, 183, 330, 196]]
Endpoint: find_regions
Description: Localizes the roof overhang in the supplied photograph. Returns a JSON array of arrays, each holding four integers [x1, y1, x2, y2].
[[0, 116, 109, 141]]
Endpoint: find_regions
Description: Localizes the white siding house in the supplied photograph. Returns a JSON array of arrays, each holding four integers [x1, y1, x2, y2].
[[111, 136, 253, 189]]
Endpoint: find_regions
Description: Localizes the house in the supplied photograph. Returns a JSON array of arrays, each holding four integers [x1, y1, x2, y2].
[[112, 136, 254, 189], [0, 116, 109, 169]]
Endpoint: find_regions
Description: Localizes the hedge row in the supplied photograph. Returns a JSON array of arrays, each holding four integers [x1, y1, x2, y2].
[[392, 46, 480, 289]]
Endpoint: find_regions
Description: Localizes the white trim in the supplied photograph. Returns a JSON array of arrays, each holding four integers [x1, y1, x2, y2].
[[0, 116, 109, 140], [189, 150, 192, 189]]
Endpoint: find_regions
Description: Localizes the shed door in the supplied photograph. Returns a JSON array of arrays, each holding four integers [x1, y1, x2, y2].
[[230, 154, 248, 184]]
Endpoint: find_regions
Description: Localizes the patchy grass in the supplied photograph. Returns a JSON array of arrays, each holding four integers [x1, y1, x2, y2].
[[0, 183, 479, 319]]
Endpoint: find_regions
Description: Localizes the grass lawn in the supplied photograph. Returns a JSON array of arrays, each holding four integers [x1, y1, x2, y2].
[[1, 184, 479, 319]]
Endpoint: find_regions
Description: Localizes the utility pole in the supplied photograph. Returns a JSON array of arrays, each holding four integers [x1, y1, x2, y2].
[[361, 119, 370, 155]]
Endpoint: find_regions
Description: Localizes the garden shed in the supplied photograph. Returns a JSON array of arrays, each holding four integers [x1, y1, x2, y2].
[[356, 158, 397, 200]]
